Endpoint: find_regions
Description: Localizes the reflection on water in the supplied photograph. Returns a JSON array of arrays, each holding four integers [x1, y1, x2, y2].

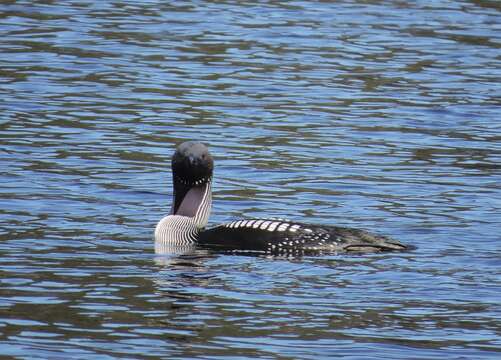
[[1, 0, 500, 359]]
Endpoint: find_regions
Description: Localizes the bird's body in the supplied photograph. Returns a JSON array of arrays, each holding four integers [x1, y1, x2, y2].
[[154, 141, 408, 255], [198, 219, 406, 255]]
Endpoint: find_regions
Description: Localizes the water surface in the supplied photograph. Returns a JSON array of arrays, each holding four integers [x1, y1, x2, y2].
[[1, 0, 500, 359]]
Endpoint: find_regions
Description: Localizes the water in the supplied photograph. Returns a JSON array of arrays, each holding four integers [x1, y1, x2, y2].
[[1, 0, 500, 358]]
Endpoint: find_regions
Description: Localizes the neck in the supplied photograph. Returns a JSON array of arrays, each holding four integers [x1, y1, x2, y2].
[[154, 215, 200, 246], [191, 180, 212, 229], [154, 181, 212, 249]]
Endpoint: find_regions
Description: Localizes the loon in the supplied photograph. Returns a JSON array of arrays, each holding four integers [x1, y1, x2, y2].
[[154, 141, 407, 255]]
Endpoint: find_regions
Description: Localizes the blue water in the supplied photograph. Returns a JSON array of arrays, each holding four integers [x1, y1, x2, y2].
[[1, 1, 500, 359]]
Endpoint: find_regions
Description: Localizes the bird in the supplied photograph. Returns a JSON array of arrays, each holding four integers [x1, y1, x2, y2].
[[154, 141, 408, 256]]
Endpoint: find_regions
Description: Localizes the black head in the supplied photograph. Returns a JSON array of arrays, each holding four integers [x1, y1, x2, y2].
[[171, 141, 213, 216], [172, 141, 213, 186]]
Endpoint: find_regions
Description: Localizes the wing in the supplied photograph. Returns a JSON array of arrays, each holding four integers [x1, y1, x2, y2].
[[198, 219, 407, 255]]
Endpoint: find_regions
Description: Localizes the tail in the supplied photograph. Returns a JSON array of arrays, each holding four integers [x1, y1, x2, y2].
[[332, 227, 409, 253], [344, 241, 408, 253]]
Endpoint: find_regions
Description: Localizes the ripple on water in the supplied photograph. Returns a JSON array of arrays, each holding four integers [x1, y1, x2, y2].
[[0, 0, 500, 359]]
